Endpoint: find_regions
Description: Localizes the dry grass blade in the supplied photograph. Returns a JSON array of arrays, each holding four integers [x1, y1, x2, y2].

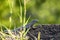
[[38, 32, 40, 40]]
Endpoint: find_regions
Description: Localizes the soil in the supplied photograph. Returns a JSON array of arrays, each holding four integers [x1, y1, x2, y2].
[[27, 24, 60, 40]]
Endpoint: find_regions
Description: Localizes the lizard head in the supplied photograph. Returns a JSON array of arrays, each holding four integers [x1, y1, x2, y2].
[[31, 19, 39, 23], [26, 19, 39, 29]]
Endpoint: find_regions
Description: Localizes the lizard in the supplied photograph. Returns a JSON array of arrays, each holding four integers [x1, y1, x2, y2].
[[4, 19, 38, 34]]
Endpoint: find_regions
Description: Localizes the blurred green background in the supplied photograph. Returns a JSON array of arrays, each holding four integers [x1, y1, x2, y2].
[[0, 0, 60, 29]]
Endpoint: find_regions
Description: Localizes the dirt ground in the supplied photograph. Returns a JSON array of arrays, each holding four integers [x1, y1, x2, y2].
[[27, 24, 60, 40]]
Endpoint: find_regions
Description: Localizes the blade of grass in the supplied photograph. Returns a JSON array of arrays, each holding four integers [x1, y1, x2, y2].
[[23, 28, 30, 37], [7, 0, 14, 29], [19, 0, 23, 24], [25, 16, 31, 26], [38, 32, 40, 40], [24, 0, 26, 25]]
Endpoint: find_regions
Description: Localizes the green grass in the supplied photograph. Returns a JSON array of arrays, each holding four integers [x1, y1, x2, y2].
[[0, 0, 40, 40], [0, 0, 30, 40]]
